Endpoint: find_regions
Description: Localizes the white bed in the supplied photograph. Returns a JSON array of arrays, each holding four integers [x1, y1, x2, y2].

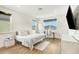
[[16, 33, 46, 50]]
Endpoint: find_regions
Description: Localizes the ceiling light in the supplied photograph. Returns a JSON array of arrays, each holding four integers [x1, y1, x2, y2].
[[38, 8, 43, 11], [16, 5, 21, 7]]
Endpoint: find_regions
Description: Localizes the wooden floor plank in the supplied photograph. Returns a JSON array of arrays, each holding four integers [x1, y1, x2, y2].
[[0, 38, 61, 54]]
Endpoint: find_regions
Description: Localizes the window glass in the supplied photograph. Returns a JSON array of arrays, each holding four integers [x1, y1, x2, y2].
[[0, 14, 10, 33], [32, 20, 37, 30], [44, 19, 57, 30]]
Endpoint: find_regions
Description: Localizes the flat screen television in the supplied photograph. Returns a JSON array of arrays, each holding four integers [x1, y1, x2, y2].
[[66, 6, 76, 29]]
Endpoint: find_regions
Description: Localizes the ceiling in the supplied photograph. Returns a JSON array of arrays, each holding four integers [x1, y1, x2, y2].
[[1, 5, 68, 18]]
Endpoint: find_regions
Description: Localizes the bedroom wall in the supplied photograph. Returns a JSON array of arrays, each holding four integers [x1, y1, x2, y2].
[[44, 5, 78, 42], [56, 14, 69, 34], [57, 5, 78, 42], [36, 5, 77, 42], [11, 13, 33, 32], [0, 20, 10, 33], [0, 5, 70, 34], [38, 6, 69, 34], [60, 5, 78, 42], [0, 6, 33, 33], [0, 5, 77, 42]]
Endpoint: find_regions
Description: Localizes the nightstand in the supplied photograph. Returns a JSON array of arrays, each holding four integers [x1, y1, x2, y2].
[[4, 38, 15, 48]]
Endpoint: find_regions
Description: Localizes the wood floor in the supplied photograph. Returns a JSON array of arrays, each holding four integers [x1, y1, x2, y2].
[[61, 40, 79, 54], [0, 38, 61, 54]]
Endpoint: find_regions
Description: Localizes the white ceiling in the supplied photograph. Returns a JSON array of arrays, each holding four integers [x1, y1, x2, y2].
[[1, 5, 68, 18]]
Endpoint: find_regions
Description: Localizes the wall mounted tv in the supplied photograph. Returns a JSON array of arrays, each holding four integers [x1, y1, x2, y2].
[[66, 6, 76, 29]]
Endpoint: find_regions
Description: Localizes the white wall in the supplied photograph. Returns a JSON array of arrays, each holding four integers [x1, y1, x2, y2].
[[42, 5, 78, 42], [0, 5, 77, 42], [57, 5, 78, 42], [36, 5, 77, 42], [56, 14, 69, 34], [38, 5, 69, 34], [11, 13, 33, 32], [59, 5, 78, 42], [0, 20, 10, 33], [0, 6, 34, 32], [0, 5, 70, 34]]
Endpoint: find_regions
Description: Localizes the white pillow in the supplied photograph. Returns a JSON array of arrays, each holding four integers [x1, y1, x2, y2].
[[17, 31, 28, 36], [29, 30, 36, 34]]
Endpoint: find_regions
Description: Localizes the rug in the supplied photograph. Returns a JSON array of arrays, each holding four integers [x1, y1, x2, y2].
[[35, 41, 50, 51]]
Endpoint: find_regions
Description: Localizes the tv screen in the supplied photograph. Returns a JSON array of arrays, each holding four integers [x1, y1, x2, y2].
[[66, 6, 76, 29]]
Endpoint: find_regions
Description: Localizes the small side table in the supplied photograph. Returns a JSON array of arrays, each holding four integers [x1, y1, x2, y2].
[[4, 38, 15, 48]]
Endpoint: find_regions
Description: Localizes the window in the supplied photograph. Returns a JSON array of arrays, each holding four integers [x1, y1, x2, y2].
[[0, 11, 11, 33], [44, 19, 57, 30], [32, 20, 37, 30]]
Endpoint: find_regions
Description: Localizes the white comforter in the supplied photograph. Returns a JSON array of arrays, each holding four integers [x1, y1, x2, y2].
[[16, 33, 45, 49]]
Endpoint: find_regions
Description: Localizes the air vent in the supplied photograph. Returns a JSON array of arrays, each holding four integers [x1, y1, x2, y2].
[[38, 8, 43, 11]]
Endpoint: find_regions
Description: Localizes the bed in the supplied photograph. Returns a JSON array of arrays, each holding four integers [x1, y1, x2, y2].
[[16, 33, 46, 50]]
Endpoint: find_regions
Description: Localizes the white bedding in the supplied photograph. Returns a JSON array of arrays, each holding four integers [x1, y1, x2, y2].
[[16, 33, 46, 50]]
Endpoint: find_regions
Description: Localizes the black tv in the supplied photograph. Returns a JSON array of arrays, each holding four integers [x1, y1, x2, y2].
[[66, 6, 76, 29]]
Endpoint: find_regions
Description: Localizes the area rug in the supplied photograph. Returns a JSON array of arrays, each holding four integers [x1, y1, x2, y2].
[[35, 41, 50, 51]]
